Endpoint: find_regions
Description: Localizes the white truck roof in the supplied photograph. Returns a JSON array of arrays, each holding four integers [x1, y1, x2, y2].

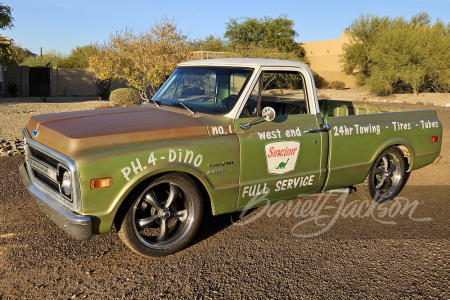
[[179, 58, 309, 69]]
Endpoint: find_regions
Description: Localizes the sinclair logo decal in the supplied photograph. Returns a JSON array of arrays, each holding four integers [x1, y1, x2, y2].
[[264, 141, 300, 175]]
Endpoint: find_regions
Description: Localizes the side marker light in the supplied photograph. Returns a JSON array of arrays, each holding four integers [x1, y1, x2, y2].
[[90, 177, 113, 190]]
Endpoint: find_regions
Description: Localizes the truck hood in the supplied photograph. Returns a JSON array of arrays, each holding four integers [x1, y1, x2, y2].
[[26, 106, 208, 157]]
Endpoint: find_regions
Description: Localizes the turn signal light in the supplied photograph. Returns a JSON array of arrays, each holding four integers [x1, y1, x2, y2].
[[431, 136, 439, 143], [90, 177, 113, 190]]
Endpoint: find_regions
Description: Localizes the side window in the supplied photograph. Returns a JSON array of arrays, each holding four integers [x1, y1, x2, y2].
[[261, 71, 308, 115], [240, 76, 261, 116], [219, 71, 253, 110]]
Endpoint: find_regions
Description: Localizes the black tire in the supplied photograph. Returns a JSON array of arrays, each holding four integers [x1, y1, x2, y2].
[[356, 146, 406, 203], [116, 173, 203, 257]]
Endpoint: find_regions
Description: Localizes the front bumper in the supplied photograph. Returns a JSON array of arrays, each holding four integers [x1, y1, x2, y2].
[[19, 163, 92, 240]]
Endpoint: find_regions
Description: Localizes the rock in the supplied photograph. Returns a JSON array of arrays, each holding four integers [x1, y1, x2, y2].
[[0, 138, 25, 156]]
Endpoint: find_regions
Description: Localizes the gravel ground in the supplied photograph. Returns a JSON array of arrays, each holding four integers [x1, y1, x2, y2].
[[0, 103, 448, 299], [318, 87, 450, 107], [0, 97, 109, 140]]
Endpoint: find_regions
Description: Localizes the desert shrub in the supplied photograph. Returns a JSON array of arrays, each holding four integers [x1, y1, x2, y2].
[[21, 50, 65, 67], [7, 82, 19, 97], [431, 69, 450, 93], [109, 88, 141, 106], [355, 73, 366, 86], [224, 15, 305, 59], [331, 81, 346, 90], [311, 70, 328, 89], [366, 73, 393, 95], [88, 18, 191, 102], [342, 12, 450, 95]]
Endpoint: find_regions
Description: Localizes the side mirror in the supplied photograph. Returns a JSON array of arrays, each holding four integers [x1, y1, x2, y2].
[[240, 107, 276, 130], [262, 106, 276, 122]]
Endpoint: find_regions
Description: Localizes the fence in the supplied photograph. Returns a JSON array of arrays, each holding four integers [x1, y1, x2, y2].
[[191, 51, 235, 60], [2, 66, 126, 98]]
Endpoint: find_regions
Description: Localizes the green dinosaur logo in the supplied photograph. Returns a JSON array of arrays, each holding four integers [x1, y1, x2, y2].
[[276, 158, 289, 169]]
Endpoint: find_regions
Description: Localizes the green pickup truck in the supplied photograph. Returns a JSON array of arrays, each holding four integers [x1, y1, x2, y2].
[[20, 58, 442, 256]]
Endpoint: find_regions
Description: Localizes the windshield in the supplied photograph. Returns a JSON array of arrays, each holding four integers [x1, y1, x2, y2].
[[152, 67, 253, 114]]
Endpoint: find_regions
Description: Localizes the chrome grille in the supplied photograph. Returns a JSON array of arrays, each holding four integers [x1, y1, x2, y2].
[[23, 129, 82, 212]]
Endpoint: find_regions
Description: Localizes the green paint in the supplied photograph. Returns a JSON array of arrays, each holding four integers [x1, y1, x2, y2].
[[25, 60, 442, 238], [276, 158, 289, 169]]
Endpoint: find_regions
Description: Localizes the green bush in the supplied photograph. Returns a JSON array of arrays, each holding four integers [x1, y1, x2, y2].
[[355, 73, 366, 87], [311, 70, 328, 89], [366, 72, 393, 95], [331, 81, 346, 90], [342, 12, 450, 95], [7, 82, 20, 97], [109, 88, 141, 106]]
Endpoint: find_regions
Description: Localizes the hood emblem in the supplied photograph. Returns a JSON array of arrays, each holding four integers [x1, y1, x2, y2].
[[32, 128, 39, 137]]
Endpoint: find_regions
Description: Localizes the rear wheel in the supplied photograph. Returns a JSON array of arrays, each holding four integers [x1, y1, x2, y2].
[[116, 173, 203, 257], [356, 146, 406, 203]]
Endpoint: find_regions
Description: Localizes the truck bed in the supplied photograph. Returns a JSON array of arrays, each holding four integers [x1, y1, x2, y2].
[[319, 99, 421, 118], [318, 99, 441, 191]]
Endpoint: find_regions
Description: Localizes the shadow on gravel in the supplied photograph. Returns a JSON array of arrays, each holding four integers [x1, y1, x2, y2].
[[223, 187, 450, 241], [188, 208, 250, 248]]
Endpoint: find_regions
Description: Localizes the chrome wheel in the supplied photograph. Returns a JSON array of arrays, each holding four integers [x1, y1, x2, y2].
[[132, 179, 196, 249], [116, 173, 202, 256], [356, 147, 406, 202], [373, 152, 403, 200]]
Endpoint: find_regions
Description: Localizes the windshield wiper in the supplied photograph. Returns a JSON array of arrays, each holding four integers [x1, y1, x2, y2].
[[150, 99, 161, 108], [172, 102, 195, 116]]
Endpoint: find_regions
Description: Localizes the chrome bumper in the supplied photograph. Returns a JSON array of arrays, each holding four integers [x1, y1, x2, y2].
[[19, 163, 92, 240]]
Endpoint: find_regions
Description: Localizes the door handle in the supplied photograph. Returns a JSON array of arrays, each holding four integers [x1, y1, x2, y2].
[[304, 123, 330, 133]]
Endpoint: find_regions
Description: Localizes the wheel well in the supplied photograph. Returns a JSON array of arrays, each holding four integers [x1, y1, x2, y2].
[[114, 171, 213, 229], [185, 173, 214, 216], [395, 144, 412, 172]]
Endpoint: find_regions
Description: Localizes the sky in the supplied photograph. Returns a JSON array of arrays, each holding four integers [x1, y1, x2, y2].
[[4, 0, 450, 56]]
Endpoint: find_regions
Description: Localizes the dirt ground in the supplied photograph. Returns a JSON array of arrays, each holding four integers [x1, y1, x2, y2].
[[0, 103, 449, 299]]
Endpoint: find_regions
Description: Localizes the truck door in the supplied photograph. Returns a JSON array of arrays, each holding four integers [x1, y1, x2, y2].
[[234, 70, 328, 211]]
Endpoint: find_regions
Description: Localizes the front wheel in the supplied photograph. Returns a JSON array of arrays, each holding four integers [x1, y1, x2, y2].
[[116, 173, 203, 257], [356, 146, 406, 203]]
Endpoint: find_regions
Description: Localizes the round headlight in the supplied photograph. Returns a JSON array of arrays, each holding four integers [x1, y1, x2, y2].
[[62, 171, 71, 196]]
